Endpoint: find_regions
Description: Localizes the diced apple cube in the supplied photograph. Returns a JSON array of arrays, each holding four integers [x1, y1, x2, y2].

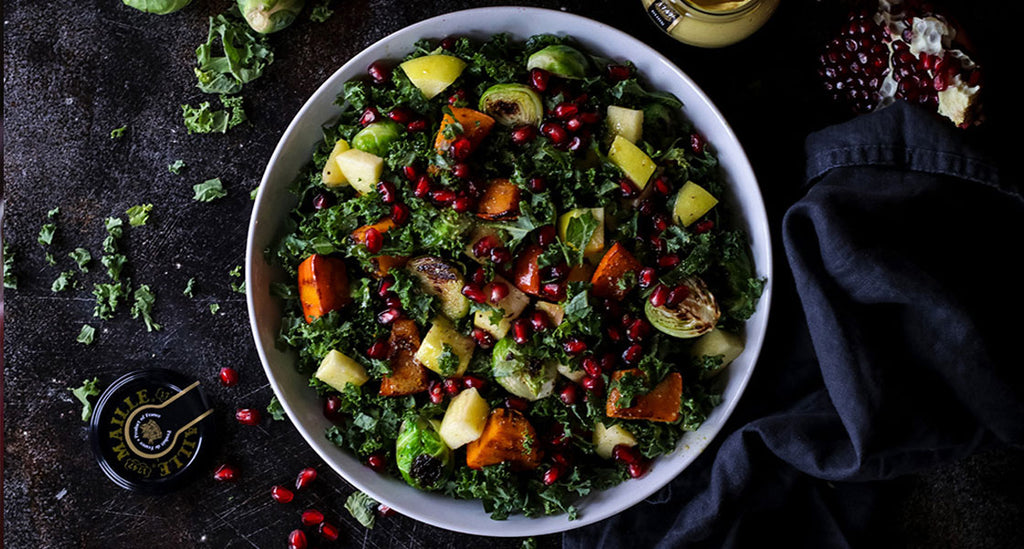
[[672, 180, 718, 227], [334, 148, 383, 195], [535, 301, 564, 326], [608, 135, 656, 189], [399, 54, 468, 100], [690, 328, 744, 377], [556, 362, 585, 383], [472, 275, 529, 340], [606, 105, 644, 144], [414, 316, 475, 377], [315, 349, 369, 392], [592, 422, 637, 459], [438, 387, 490, 449], [321, 139, 350, 187], [557, 207, 605, 259]]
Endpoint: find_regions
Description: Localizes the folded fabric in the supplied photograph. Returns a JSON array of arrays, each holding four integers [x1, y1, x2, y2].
[[563, 101, 1024, 548]]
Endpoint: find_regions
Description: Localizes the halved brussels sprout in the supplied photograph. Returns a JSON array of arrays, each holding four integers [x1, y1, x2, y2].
[[407, 256, 471, 320], [122, 0, 193, 14], [644, 277, 721, 338], [526, 45, 590, 80], [395, 415, 452, 491], [479, 84, 544, 127], [491, 337, 557, 401], [237, 0, 305, 34], [351, 121, 403, 157]]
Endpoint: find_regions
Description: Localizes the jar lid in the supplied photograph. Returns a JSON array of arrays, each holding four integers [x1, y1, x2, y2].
[[89, 369, 216, 494]]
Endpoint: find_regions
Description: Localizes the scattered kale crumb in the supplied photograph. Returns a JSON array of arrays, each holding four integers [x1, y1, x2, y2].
[[77, 324, 96, 345], [51, 270, 76, 292], [69, 248, 92, 272], [344, 491, 379, 529], [168, 159, 187, 174], [38, 223, 56, 247], [70, 377, 101, 421], [183, 277, 197, 297], [126, 204, 153, 227], [193, 178, 228, 202], [182, 95, 247, 134], [229, 265, 245, 294], [110, 125, 126, 139], [3, 243, 17, 289], [521, 538, 537, 549], [131, 284, 161, 332], [310, 0, 334, 22], [194, 12, 272, 95], [209, 302, 221, 314], [267, 396, 286, 421]]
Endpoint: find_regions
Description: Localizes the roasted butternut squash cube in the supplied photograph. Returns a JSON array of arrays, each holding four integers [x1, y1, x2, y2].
[[297, 254, 352, 323], [606, 369, 683, 423], [465, 408, 541, 470], [379, 319, 430, 397]]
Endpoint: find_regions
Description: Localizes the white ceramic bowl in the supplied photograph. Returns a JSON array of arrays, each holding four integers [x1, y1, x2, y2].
[[247, 6, 772, 537]]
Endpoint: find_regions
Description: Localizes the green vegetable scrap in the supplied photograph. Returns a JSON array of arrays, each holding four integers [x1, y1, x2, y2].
[[168, 159, 187, 174], [183, 277, 197, 297], [237, 0, 305, 34], [229, 265, 245, 294], [209, 303, 221, 314], [193, 178, 228, 202], [93, 282, 127, 320], [309, 0, 333, 23], [267, 396, 286, 421], [38, 223, 56, 247], [77, 324, 96, 345], [110, 125, 127, 139], [126, 204, 153, 227], [131, 284, 162, 332], [69, 248, 92, 272], [51, 270, 76, 292], [122, 0, 193, 14], [195, 13, 273, 95], [4, 243, 18, 289], [70, 377, 102, 421], [182, 95, 247, 134], [344, 491, 379, 529]]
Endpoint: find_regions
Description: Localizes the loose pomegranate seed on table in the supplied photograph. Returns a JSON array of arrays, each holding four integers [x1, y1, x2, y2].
[[318, 522, 340, 542], [287, 529, 307, 549], [301, 509, 325, 527], [235, 408, 261, 426], [270, 485, 294, 503], [218, 366, 238, 387], [212, 463, 238, 482], [377, 504, 396, 517], [295, 467, 317, 491]]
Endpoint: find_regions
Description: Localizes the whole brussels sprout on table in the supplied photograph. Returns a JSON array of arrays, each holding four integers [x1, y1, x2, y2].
[[238, 0, 306, 34], [122, 0, 193, 14]]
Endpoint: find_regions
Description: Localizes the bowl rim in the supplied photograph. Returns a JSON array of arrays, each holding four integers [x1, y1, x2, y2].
[[246, 5, 773, 537]]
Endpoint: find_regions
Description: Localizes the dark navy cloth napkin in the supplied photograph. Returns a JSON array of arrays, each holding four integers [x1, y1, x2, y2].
[[563, 101, 1024, 548]]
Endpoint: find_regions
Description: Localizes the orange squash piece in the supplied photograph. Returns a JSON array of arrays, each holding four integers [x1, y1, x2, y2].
[[297, 254, 352, 323], [567, 263, 594, 283], [465, 408, 542, 470], [606, 369, 683, 423], [369, 255, 409, 278], [475, 178, 521, 221], [434, 107, 495, 154], [590, 242, 642, 299], [350, 217, 396, 244], [510, 243, 543, 296], [379, 319, 430, 396]]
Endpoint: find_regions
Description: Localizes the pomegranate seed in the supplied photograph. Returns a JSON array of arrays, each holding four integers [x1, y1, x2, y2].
[[450, 137, 472, 161], [301, 509, 325, 527], [440, 36, 457, 50], [606, 64, 631, 81], [552, 103, 579, 119], [512, 318, 532, 344], [628, 461, 650, 478], [428, 380, 445, 404], [694, 219, 714, 234], [235, 408, 261, 426], [527, 176, 547, 193], [376, 180, 397, 204], [600, 352, 617, 372], [559, 384, 579, 405], [366, 340, 388, 359], [565, 116, 583, 132], [366, 453, 386, 472], [530, 68, 550, 92], [312, 193, 332, 210], [551, 451, 571, 466], [511, 124, 538, 145], [505, 397, 529, 412], [658, 254, 681, 269], [323, 395, 344, 421], [650, 236, 667, 255], [568, 135, 587, 152], [387, 106, 414, 124], [367, 61, 390, 83], [607, 325, 623, 343], [470, 266, 487, 286], [430, 188, 456, 204], [402, 165, 418, 181], [271, 485, 294, 503], [489, 246, 512, 265], [546, 262, 570, 281], [451, 162, 471, 179], [653, 177, 672, 195], [543, 464, 565, 485], [461, 284, 487, 304], [627, 318, 651, 342], [448, 88, 467, 105], [384, 294, 402, 310], [542, 282, 566, 301], [288, 529, 307, 549], [619, 179, 638, 198], [581, 355, 602, 377], [613, 444, 641, 464], [295, 467, 317, 490], [563, 338, 587, 355], [218, 366, 239, 387], [390, 203, 411, 225], [213, 463, 238, 482], [638, 199, 655, 216], [488, 281, 509, 303], [649, 284, 669, 307], [582, 374, 604, 394], [319, 522, 340, 542], [359, 107, 381, 126], [689, 133, 706, 154], [378, 276, 395, 297], [473, 236, 498, 258], [540, 121, 569, 144], [530, 310, 549, 332], [406, 116, 428, 133], [452, 195, 473, 213], [622, 343, 643, 365], [578, 111, 601, 125], [364, 227, 383, 253], [443, 378, 461, 395], [535, 225, 557, 246], [638, 267, 656, 289], [471, 328, 495, 349], [667, 285, 691, 306], [377, 308, 401, 325], [413, 175, 432, 198], [377, 504, 396, 517]]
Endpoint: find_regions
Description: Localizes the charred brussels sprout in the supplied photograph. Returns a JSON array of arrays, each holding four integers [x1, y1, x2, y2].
[[395, 415, 452, 491], [237, 0, 305, 34], [526, 45, 590, 80], [645, 277, 721, 338], [479, 84, 544, 127], [491, 337, 557, 401], [351, 121, 403, 157], [122, 0, 193, 14]]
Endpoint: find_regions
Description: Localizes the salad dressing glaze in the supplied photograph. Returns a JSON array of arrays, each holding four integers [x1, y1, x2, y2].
[[641, 0, 779, 48]]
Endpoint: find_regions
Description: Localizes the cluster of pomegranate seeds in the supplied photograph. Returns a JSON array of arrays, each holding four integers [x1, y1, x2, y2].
[[819, 11, 891, 113], [612, 444, 650, 478]]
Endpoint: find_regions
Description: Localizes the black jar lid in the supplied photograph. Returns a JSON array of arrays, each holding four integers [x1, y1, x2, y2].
[[89, 368, 216, 494]]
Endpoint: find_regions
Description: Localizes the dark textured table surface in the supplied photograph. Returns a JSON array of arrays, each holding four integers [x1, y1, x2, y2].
[[4, 1, 1024, 548]]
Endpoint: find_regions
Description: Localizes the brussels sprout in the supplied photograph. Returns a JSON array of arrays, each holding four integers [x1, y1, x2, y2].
[[526, 45, 590, 80], [645, 277, 721, 338], [122, 0, 193, 14], [351, 121, 403, 157], [479, 84, 544, 127], [491, 337, 557, 401], [237, 0, 305, 34], [395, 415, 452, 491]]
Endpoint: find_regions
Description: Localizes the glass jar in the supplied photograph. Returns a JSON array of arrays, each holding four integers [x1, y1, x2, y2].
[[640, 0, 780, 48]]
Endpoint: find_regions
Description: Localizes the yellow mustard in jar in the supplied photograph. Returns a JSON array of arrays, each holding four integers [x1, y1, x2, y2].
[[641, 0, 780, 48]]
